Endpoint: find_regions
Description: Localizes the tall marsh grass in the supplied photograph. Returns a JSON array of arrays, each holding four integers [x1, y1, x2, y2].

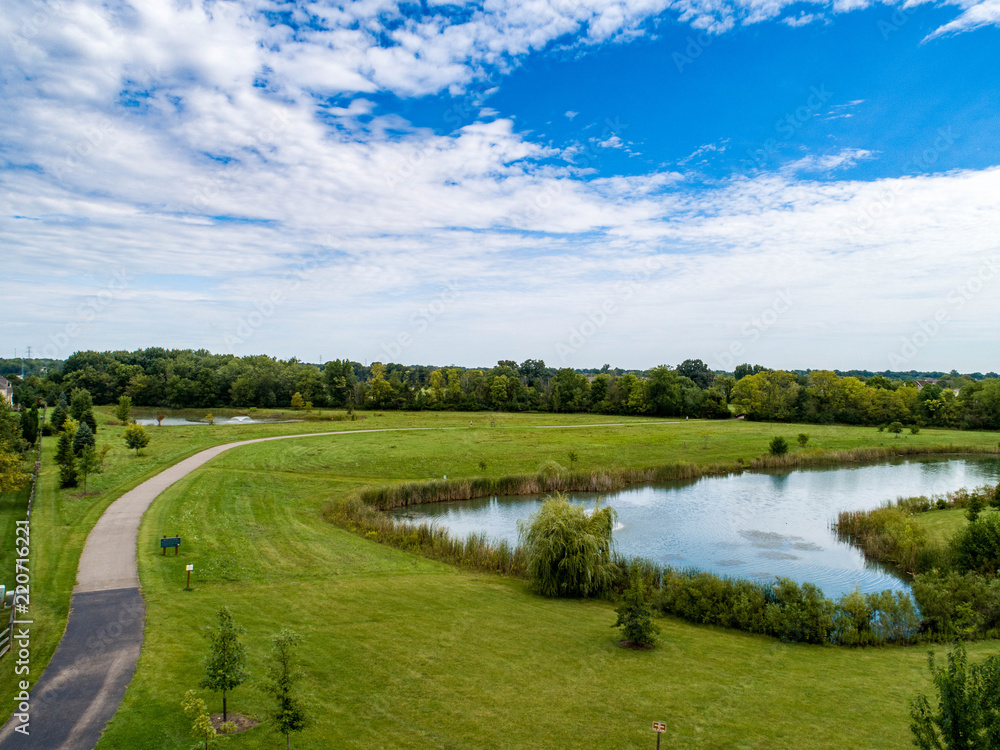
[[836, 483, 999, 575]]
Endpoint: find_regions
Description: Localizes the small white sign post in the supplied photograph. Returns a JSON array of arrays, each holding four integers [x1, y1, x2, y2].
[[185, 564, 194, 590], [652, 721, 667, 749]]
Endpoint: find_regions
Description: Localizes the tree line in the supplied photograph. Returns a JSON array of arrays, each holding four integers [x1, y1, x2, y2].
[[3, 348, 999, 428]]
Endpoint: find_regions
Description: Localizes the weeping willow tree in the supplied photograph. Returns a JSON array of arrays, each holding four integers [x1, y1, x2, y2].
[[518, 493, 617, 598]]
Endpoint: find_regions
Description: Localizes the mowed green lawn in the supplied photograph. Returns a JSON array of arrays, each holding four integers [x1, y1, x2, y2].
[[0, 409, 703, 714], [80, 417, 1000, 749], [4, 410, 645, 713], [911, 506, 1000, 547]]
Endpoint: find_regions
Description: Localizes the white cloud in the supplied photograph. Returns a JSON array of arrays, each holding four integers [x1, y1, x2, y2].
[[923, 0, 1000, 39], [565, 110, 579, 119], [782, 12, 823, 26], [784, 148, 875, 173], [2, 0, 999, 370]]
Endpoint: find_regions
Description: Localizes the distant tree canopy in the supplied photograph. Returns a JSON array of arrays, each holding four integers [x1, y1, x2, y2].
[[4, 348, 998, 429]]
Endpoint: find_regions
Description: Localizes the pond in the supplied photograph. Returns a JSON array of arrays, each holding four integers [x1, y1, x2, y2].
[[133, 416, 297, 426], [392, 457, 1000, 598]]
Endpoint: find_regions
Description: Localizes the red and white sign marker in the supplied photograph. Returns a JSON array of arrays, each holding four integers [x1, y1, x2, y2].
[[652, 721, 667, 733]]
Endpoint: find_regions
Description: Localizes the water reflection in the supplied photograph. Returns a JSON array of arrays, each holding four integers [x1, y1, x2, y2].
[[392, 457, 1000, 598]]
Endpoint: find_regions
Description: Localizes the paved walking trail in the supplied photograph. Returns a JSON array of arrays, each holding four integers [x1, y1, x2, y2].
[[0, 420, 697, 749]]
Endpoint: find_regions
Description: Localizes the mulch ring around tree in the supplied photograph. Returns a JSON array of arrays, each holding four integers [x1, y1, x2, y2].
[[618, 640, 655, 650], [211, 714, 260, 734]]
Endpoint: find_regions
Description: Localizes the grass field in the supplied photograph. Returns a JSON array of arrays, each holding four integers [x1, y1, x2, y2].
[[4, 411, 1000, 748], [911, 506, 1000, 547]]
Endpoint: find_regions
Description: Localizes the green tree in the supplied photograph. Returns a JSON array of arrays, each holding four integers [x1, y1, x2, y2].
[[367, 363, 394, 409], [20, 406, 39, 446], [77, 444, 101, 494], [266, 629, 309, 750], [614, 570, 660, 648], [114, 395, 133, 424], [887, 421, 904, 435], [490, 375, 510, 409], [797, 433, 810, 448], [323, 359, 356, 408], [519, 493, 617, 598], [58, 452, 77, 489], [0, 450, 30, 493], [73, 422, 95, 455], [951, 514, 1000, 575], [182, 690, 218, 750], [910, 641, 1000, 750], [49, 401, 69, 433], [70, 388, 98, 433], [446, 368, 463, 404], [290, 391, 306, 410], [69, 388, 93, 421], [123, 423, 150, 456], [56, 430, 74, 465], [200, 607, 249, 723], [733, 363, 766, 381], [966, 492, 986, 523], [677, 358, 715, 389], [731, 370, 800, 420], [769, 436, 789, 456]]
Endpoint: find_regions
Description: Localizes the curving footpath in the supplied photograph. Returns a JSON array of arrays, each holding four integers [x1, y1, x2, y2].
[[0, 427, 468, 749], [0, 420, 698, 749]]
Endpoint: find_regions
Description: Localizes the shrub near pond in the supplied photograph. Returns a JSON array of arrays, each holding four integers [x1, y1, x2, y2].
[[519, 493, 617, 598], [910, 570, 1000, 639], [951, 513, 1000, 577], [651, 568, 917, 646], [614, 569, 660, 648], [768, 436, 789, 456]]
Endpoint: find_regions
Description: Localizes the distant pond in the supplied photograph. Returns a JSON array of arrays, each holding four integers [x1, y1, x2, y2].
[[393, 457, 1000, 598], [133, 416, 297, 426]]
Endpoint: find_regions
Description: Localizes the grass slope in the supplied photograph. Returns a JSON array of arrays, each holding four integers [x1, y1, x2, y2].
[[77, 416, 1000, 749], [911, 507, 1000, 547]]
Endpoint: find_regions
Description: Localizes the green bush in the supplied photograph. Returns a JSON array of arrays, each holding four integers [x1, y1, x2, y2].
[[72, 422, 95, 455], [887, 421, 904, 435], [832, 589, 875, 647], [966, 492, 986, 522], [796, 433, 809, 447], [911, 570, 1000, 639], [614, 570, 660, 647], [519, 493, 617, 598], [768, 437, 789, 456], [951, 514, 1000, 576], [652, 570, 916, 646], [911, 642, 1000, 749], [58, 456, 77, 489]]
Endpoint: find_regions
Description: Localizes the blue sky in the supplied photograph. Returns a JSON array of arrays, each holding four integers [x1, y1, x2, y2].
[[2, 0, 999, 372]]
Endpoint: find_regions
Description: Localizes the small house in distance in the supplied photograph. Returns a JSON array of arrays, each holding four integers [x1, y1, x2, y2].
[[0, 376, 12, 406]]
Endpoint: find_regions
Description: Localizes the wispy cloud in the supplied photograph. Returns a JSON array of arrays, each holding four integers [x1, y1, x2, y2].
[[923, 0, 1000, 39]]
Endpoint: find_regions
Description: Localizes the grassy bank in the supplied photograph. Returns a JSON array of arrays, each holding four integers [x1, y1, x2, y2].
[[74, 417, 1000, 748]]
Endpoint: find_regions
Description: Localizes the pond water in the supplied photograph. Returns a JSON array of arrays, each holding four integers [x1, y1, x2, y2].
[[133, 416, 296, 426], [393, 458, 1000, 598]]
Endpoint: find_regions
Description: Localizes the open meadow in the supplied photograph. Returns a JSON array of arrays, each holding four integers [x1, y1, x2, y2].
[[4, 410, 1000, 748]]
